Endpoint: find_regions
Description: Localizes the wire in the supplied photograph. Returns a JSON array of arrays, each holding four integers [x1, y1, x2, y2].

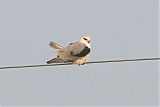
[[0, 57, 159, 70]]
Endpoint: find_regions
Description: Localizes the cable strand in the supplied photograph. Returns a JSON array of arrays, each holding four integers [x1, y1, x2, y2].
[[0, 57, 159, 70]]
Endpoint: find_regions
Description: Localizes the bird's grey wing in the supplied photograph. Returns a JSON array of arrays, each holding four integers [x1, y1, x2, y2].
[[49, 42, 63, 49], [69, 43, 90, 57]]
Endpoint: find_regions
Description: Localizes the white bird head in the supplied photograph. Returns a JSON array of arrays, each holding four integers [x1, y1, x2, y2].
[[80, 35, 91, 48]]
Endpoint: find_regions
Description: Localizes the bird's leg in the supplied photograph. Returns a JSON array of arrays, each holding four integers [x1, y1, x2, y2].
[[78, 63, 85, 66]]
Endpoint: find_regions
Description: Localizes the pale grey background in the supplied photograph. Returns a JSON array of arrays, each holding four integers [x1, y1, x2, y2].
[[0, 0, 158, 106]]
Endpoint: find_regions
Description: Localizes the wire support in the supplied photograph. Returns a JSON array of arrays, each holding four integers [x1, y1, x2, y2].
[[0, 57, 159, 70]]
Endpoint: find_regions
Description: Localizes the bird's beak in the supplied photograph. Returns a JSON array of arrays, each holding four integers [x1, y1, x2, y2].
[[88, 40, 90, 43]]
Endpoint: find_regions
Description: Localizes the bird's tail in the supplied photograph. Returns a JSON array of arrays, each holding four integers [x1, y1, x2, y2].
[[47, 57, 68, 64], [49, 42, 63, 49]]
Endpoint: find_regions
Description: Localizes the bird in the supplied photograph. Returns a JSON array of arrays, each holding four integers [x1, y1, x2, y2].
[[47, 35, 91, 65]]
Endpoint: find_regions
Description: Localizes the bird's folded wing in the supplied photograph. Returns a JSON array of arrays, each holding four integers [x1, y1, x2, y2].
[[68, 43, 90, 57]]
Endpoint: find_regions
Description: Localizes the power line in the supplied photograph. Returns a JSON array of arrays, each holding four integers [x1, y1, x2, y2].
[[0, 57, 159, 70]]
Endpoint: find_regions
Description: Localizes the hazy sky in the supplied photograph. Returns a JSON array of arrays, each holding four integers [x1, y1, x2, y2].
[[0, 0, 158, 106]]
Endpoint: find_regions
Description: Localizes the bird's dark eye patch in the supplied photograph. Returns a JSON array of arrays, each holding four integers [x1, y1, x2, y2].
[[83, 38, 88, 41]]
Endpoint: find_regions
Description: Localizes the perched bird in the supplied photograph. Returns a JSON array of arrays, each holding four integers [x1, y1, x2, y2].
[[47, 35, 91, 65]]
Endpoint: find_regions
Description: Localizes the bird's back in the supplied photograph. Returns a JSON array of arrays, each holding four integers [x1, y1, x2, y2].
[[57, 42, 87, 61]]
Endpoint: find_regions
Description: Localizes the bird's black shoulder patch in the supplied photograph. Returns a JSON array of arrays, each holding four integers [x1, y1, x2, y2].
[[69, 43, 74, 45], [73, 46, 90, 57], [69, 42, 78, 45]]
